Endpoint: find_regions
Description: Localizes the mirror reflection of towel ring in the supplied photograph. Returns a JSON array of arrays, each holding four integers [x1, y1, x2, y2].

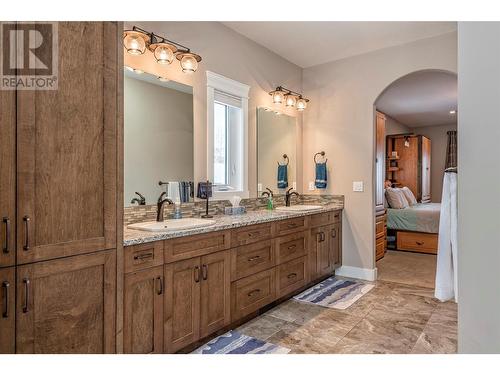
[[278, 154, 289, 166], [314, 151, 327, 164]]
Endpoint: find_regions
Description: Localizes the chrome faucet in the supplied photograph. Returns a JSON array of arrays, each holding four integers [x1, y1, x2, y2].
[[156, 192, 174, 222], [285, 188, 299, 207]]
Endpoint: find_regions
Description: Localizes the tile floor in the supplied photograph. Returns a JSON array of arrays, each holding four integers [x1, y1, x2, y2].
[[234, 250, 457, 354]]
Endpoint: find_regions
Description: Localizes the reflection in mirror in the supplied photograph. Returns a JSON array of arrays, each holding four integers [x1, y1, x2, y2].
[[257, 108, 297, 195], [124, 69, 194, 206]]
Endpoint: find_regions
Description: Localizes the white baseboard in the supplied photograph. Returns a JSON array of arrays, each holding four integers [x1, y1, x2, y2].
[[335, 265, 377, 281]]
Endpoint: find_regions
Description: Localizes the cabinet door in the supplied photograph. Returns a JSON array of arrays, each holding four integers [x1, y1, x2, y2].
[[421, 136, 432, 202], [124, 266, 164, 354], [200, 250, 230, 338], [16, 22, 120, 264], [0, 90, 16, 267], [0, 267, 15, 353], [164, 257, 200, 353], [310, 226, 330, 279], [16, 250, 116, 353], [375, 111, 386, 209], [330, 223, 341, 268]]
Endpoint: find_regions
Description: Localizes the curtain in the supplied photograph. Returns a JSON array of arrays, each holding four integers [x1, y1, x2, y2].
[[445, 130, 457, 169]]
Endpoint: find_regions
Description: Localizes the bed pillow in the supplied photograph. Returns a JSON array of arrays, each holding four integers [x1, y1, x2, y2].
[[401, 186, 418, 206], [385, 188, 409, 209]]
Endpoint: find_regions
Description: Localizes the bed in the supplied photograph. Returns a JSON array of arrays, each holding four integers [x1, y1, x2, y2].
[[387, 203, 440, 254]]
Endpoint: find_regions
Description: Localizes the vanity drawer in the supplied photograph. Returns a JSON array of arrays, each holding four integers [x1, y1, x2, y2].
[[310, 212, 333, 227], [164, 230, 230, 262], [276, 217, 307, 236], [231, 268, 276, 321], [397, 231, 438, 254], [277, 256, 307, 298], [231, 240, 276, 281], [375, 215, 386, 239], [124, 241, 164, 273], [230, 222, 273, 248], [331, 210, 342, 224], [276, 231, 307, 264]]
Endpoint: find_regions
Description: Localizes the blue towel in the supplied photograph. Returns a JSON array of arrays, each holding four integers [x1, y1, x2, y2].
[[315, 162, 327, 189], [277, 164, 288, 189]]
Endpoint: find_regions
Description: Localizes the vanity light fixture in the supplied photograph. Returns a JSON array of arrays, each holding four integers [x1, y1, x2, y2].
[[123, 26, 202, 73], [269, 86, 309, 112]]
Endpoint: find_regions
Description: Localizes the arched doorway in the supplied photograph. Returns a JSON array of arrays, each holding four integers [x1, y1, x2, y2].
[[372, 69, 457, 289]]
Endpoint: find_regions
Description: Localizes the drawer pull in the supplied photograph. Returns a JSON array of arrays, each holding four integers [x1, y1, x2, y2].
[[2, 281, 9, 318], [287, 223, 298, 228], [133, 252, 154, 261], [287, 244, 297, 250], [194, 266, 200, 283], [202, 264, 208, 280], [23, 216, 31, 251], [156, 276, 163, 295], [2, 217, 10, 254], [416, 241, 424, 246], [334, 213, 340, 218], [247, 255, 261, 262], [23, 278, 30, 313], [317, 232, 326, 242], [247, 288, 261, 297], [331, 229, 337, 238], [287, 272, 297, 279], [247, 231, 260, 237]]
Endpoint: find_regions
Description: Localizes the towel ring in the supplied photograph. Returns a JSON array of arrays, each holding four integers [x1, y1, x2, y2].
[[277, 154, 289, 166], [314, 151, 327, 164]]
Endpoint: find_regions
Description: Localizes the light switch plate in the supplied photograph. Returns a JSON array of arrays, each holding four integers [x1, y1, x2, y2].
[[292, 181, 297, 190], [257, 183, 262, 192], [308, 182, 315, 191], [353, 181, 364, 192]]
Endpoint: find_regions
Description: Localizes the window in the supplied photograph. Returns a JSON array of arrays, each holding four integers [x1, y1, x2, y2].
[[207, 71, 250, 198]]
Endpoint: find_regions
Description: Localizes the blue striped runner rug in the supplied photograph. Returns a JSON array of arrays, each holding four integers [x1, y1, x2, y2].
[[192, 331, 290, 354], [293, 277, 374, 309]]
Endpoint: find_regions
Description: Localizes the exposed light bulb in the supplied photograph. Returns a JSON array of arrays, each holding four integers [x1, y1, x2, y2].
[[179, 53, 199, 73]]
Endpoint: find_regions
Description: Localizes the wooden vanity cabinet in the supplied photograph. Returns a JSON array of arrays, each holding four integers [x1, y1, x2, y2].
[[164, 250, 231, 353], [310, 225, 332, 279], [0, 267, 15, 353], [124, 266, 164, 354], [15, 250, 116, 354]]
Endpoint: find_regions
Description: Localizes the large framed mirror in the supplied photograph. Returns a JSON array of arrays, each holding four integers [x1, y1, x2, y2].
[[257, 107, 297, 195], [124, 69, 194, 206]]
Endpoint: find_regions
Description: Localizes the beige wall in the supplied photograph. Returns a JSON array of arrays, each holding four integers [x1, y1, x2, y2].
[[124, 76, 193, 206], [302, 32, 457, 272], [410, 123, 457, 203], [458, 22, 500, 353], [124, 22, 303, 198], [385, 114, 411, 135], [257, 109, 297, 193]]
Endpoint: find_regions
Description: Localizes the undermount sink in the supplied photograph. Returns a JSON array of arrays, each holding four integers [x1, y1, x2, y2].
[[275, 205, 323, 212], [127, 218, 216, 232]]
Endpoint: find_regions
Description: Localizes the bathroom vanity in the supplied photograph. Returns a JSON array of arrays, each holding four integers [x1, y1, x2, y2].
[[123, 205, 343, 353]]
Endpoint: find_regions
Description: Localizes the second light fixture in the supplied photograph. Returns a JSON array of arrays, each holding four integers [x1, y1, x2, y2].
[[269, 86, 309, 111]]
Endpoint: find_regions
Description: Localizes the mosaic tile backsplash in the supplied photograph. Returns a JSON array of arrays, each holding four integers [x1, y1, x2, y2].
[[123, 194, 344, 226]]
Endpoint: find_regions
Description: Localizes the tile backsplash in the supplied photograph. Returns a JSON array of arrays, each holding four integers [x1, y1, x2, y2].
[[124, 194, 344, 226]]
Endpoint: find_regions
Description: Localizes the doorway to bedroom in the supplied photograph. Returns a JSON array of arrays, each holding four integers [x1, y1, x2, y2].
[[373, 69, 457, 290]]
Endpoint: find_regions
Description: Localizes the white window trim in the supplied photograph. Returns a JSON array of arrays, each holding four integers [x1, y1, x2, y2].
[[207, 71, 250, 200]]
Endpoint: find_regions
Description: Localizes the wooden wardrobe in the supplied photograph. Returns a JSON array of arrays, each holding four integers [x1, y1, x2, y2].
[[386, 135, 431, 203], [0, 22, 123, 354], [374, 111, 387, 261]]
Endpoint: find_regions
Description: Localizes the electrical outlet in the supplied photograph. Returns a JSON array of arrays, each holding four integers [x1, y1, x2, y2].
[[308, 182, 315, 191], [257, 183, 262, 192], [353, 181, 364, 192], [292, 181, 297, 190]]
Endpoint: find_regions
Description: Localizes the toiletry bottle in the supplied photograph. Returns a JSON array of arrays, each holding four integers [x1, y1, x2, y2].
[[173, 201, 182, 219], [267, 195, 274, 210]]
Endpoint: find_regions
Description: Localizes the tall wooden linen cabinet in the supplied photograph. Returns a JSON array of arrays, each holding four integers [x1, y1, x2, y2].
[[0, 22, 123, 353]]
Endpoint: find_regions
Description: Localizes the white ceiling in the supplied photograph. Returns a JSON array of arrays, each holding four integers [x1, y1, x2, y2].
[[223, 22, 457, 68], [376, 70, 457, 127]]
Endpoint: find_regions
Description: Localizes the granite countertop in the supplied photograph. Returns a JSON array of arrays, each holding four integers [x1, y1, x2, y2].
[[123, 202, 344, 247]]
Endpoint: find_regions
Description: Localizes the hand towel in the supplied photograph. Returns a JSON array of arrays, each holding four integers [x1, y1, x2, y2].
[[277, 164, 288, 189], [315, 162, 327, 189], [167, 181, 180, 203]]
